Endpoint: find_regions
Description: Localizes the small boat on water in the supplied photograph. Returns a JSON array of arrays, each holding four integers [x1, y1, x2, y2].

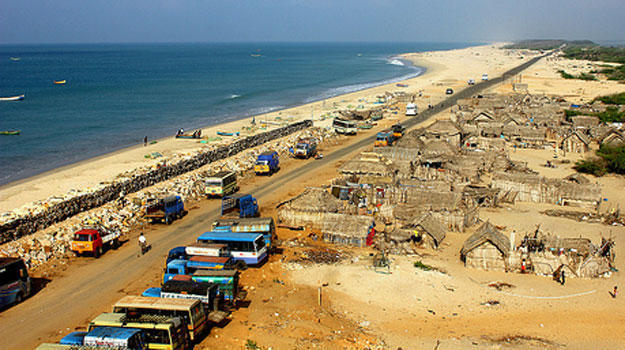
[[250, 54, 261, 58], [0, 130, 20, 135], [54, 80, 67, 85], [216, 131, 240, 137], [10, 57, 21, 61], [0, 94, 25, 102]]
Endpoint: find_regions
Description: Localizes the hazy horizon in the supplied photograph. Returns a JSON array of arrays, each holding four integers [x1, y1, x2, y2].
[[2, 0, 624, 45]]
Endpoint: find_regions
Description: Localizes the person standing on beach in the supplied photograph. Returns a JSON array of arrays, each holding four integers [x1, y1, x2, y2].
[[144, 136, 148, 146]]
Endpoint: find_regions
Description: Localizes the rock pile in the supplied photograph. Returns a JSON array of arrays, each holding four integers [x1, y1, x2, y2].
[[0, 123, 339, 269], [0, 121, 313, 245]]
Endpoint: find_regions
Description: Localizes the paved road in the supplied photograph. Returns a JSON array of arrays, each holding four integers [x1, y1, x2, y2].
[[0, 52, 547, 350]]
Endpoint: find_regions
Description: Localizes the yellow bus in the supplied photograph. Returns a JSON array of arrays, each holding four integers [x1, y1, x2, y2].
[[113, 296, 207, 342], [205, 171, 238, 197], [88, 313, 189, 350]]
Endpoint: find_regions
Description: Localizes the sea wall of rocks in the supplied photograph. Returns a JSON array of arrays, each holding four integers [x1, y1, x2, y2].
[[0, 120, 312, 245]]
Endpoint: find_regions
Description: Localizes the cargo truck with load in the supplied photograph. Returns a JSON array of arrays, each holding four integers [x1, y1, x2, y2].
[[221, 193, 259, 218], [391, 123, 406, 139], [0, 257, 31, 308], [292, 138, 318, 159], [144, 195, 186, 225], [141, 280, 227, 323], [254, 150, 279, 175], [70, 226, 120, 258]]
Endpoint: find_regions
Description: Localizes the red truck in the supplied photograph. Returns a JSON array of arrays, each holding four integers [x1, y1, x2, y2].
[[71, 227, 121, 258]]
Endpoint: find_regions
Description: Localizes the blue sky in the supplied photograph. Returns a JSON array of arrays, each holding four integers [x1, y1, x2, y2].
[[1, 0, 624, 44]]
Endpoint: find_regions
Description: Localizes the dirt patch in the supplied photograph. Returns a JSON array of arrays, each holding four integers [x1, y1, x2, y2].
[[485, 334, 562, 348]]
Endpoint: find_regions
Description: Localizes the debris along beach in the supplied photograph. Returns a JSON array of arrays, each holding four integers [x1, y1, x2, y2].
[[2, 42, 625, 350]]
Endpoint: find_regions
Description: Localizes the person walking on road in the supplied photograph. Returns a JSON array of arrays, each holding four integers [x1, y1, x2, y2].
[[138, 232, 148, 255]]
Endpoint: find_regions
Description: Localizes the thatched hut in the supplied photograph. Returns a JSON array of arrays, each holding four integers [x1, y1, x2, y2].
[[339, 152, 397, 177], [276, 188, 343, 227], [461, 221, 511, 271], [561, 130, 590, 153], [321, 213, 374, 247], [423, 119, 463, 146], [599, 129, 625, 147], [407, 213, 447, 249]]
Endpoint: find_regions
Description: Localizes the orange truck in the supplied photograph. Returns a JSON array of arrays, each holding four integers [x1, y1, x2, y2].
[[71, 227, 121, 258]]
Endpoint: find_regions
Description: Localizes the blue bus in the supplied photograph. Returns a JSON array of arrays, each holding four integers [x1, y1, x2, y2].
[[197, 231, 267, 266], [212, 217, 275, 248], [0, 257, 31, 308]]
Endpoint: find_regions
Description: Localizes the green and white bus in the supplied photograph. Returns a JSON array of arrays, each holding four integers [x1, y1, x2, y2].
[[205, 171, 238, 198]]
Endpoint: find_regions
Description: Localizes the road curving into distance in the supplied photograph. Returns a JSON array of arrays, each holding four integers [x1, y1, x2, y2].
[[0, 51, 549, 350]]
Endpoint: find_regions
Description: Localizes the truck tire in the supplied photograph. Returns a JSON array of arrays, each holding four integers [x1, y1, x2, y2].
[[74, 251, 81, 257], [15, 293, 23, 305], [113, 239, 119, 249], [235, 261, 248, 271], [95, 247, 102, 258], [166, 216, 172, 225]]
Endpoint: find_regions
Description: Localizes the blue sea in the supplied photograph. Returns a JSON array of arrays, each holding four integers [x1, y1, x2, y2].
[[0, 42, 471, 185]]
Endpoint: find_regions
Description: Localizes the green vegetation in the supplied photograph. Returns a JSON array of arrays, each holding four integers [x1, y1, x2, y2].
[[503, 40, 594, 50], [563, 46, 625, 83], [595, 107, 625, 123], [564, 109, 584, 119], [246, 340, 262, 350], [414, 261, 433, 271], [594, 92, 625, 105], [574, 144, 625, 176], [558, 70, 597, 81]]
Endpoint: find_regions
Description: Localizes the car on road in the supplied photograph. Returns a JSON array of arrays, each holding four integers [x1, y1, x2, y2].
[[445, 88, 454, 95], [467, 79, 475, 85]]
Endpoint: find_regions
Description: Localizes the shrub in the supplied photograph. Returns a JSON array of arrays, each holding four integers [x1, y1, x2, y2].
[[574, 159, 606, 176], [595, 92, 625, 105]]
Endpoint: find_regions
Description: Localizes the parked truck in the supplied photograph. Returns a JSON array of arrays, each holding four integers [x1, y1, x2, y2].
[[374, 130, 395, 147], [212, 217, 275, 249], [221, 193, 259, 218], [71, 226, 120, 258], [59, 327, 147, 349], [163, 256, 233, 283], [391, 123, 406, 139], [293, 138, 318, 159], [254, 151, 279, 175], [144, 195, 186, 225]]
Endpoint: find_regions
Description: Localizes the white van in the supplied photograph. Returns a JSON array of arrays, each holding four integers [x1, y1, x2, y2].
[[481, 73, 489, 81], [405, 103, 417, 116]]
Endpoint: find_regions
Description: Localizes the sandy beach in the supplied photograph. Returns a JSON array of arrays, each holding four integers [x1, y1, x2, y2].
[[3, 42, 625, 350], [0, 43, 534, 214]]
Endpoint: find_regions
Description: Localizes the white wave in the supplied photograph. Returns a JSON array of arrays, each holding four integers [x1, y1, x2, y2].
[[388, 59, 405, 66], [303, 65, 426, 103], [248, 105, 284, 115], [229, 94, 241, 99]]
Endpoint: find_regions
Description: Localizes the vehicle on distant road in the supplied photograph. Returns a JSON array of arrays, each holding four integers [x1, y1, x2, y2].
[[293, 138, 318, 159], [467, 79, 475, 85], [445, 88, 454, 95], [482, 73, 489, 81]]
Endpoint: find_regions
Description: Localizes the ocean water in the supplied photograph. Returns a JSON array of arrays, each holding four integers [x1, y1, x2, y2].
[[0, 42, 471, 185]]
